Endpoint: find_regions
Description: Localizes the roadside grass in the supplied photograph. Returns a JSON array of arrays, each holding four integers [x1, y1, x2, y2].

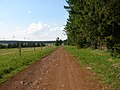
[[0, 46, 56, 84], [64, 46, 120, 90]]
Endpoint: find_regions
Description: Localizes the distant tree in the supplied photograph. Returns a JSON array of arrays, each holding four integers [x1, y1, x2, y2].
[[8, 44, 11, 48], [41, 43, 46, 47], [55, 37, 63, 46], [59, 39, 63, 45], [55, 37, 60, 46], [63, 39, 67, 45]]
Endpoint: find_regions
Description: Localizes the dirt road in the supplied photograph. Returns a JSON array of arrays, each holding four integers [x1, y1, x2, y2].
[[0, 47, 105, 90]]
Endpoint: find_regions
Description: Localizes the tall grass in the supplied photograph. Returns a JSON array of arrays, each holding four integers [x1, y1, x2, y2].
[[0, 46, 56, 83], [64, 46, 120, 90]]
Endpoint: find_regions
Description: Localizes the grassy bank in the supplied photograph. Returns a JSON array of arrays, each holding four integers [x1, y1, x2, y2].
[[64, 46, 120, 90], [0, 46, 56, 83]]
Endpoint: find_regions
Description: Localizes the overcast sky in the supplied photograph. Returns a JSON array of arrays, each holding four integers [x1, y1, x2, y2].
[[0, 0, 68, 41]]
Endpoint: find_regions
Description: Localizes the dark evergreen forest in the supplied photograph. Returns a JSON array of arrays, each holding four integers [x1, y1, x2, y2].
[[64, 0, 120, 57]]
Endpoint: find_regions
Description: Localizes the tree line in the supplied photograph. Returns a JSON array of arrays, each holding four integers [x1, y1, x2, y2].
[[0, 42, 46, 49], [64, 0, 120, 57]]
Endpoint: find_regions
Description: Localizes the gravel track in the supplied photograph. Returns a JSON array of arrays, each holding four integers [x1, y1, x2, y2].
[[0, 47, 105, 90]]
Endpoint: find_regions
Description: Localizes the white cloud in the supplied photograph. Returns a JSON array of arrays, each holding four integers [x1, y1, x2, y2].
[[40, 33, 48, 37], [49, 24, 64, 32], [0, 21, 67, 41], [49, 26, 59, 31], [28, 11, 32, 14], [24, 22, 47, 35], [0, 21, 3, 24]]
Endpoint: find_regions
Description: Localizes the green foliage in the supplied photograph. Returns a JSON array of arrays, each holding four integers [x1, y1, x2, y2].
[[64, 46, 120, 90], [111, 44, 120, 58], [64, 0, 120, 57], [55, 37, 63, 46]]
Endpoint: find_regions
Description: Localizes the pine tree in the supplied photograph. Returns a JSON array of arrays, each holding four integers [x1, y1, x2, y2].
[[64, 0, 120, 57]]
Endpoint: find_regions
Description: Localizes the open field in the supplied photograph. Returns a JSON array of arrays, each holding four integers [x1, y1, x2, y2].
[[0, 47, 47, 55], [64, 46, 120, 90], [0, 46, 56, 83]]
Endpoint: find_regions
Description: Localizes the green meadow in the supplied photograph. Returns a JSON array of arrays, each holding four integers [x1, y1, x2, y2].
[[0, 46, 56, 83]]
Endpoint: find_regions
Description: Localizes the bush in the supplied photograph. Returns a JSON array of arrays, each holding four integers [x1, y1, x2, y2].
[[111, 44, 120, 58]]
